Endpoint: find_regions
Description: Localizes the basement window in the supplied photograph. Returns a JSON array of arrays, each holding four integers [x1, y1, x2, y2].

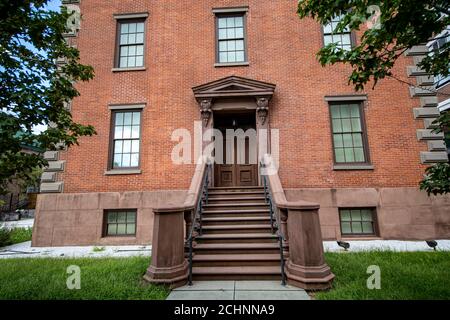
[[339, 208, 377, 236], [104, 210, 137, 236]]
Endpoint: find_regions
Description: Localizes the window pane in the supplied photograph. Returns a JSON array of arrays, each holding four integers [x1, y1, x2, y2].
[[120, 46, 128, 57], [113, 154, 122, 167], [114, 141, 123, 154], [136, 45, 144, 56], [361, 210, 373, 221], [344, 148, 355, 162], [129, 23, 136, 33], [117, 212, 126, 223], [114, 126, 123, 139], [128, 56, 136, 67], [218, 18, 227, 28], [126, 223, 136, 235], [123, 140, 132, 153], [117, 223, 126, 234], [332, 119, 342, 133], [130, 153, 139, 167], [108, 224, 117, 235], [122, 154, 131, 167], [132, 140, 140, 153], [219, 41, 227, 51], [128, 33, 136, 44], [132, 112, 141, 125], [226, 17, 235, 27], [124, 113, 132, 125], [135, 56, 143, 67], [351, 210, 362, 221], [350, 104, 360, 117], [228, 40, 236, 51], [333, 135, 343, 148], [324, 35, 333, 46], [235, 16, 243, 27], [235, 51, 245, 62], [127, 212, 136, 222], [343, 134, 353, 147], [340, 210, 351, 221], [219, 29, 227, 40], [351, 222, 362, 233], [120, 34, 128, 45], [236, 40, 244, 51], [107, 212, 117, 223], [119, 57, 127, 68], [136, 33, 144, 44], [131, 126, 139, 138], [341, 119, 352, 131], [227, 51, 236, 62], [323, 23, 332, 34], [362, 222, 374, 234], [136, 22, 144, 33], [342, 34, 351, 45], [331, 106, 340, 119], [123, 126, 131, 139], [340, 105, 350, 118], [335, 148, 345, 163], [219, 52, 227, 62], [227, 28, 235, 39], [341, 222, 352, 234], [121, 23, 129, 34], [351, 118, 362, 131], [115, 112, 123, 126], [354, 148, 365, 162], [128, 45, 136, 56], [235, 27, 244, 38]]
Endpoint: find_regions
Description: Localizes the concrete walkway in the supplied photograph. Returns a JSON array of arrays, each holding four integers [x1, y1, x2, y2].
[[166, 281, 310, 300]]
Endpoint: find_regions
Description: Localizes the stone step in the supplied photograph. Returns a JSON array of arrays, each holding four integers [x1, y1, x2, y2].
[[208, 191, 265, 197], [209, 186, 265, 193], [201, 224, 273, 234], [196, 233, 278, 244], [203, 208, 270, 215], [202, 216, 271, 226], [203, 203, 269, 211], [192, 266, 281, 281], [192, 254, 281, 267], [194, 243, 280, 255], [206, 196, 267, 204]]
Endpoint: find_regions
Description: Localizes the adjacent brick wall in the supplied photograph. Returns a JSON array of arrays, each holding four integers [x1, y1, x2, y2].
[[58, 0, 431, 193]]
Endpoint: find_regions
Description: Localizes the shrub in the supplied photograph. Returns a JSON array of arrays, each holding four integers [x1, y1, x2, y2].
[[0, 224, 12, 247]]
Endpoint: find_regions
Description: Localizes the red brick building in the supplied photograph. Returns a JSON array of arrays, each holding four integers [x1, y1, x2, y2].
[[33, 0, 450, 250]]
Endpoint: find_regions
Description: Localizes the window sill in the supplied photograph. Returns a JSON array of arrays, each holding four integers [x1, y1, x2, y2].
[[112, 67, 146, 73], [104, 169, 142, 176], [341, 236, 381, 241], [214, 62, 249, 68], [333, 165, 374, 171]]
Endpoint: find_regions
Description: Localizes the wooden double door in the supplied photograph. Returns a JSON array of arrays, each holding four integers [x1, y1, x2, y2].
[[214, 112, 258, 187]]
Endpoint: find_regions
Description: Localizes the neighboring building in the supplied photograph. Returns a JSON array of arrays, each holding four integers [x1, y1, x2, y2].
[[34, 2, 450, 251], [0, 133, 42, 217]]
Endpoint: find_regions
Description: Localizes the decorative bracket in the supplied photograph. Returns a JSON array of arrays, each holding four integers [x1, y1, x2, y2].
[[199, 98, 212, 127], [256, 97, 270, 125]]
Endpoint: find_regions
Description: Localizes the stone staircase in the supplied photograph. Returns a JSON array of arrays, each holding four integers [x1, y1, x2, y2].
[[191, 186, 282, 281]]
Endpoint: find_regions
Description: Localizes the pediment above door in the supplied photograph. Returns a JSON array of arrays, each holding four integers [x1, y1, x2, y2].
[[192, 76, 276, 100]]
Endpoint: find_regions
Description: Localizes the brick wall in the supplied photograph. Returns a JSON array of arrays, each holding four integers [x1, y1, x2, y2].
[[61, 0, 428, 193]]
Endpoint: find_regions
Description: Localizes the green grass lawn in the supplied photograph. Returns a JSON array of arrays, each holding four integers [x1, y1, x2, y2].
[[0, 257, 169, 300], [9, 227, 33, 245], [0, 252, 448, 300], [317, 251, 450, 300]]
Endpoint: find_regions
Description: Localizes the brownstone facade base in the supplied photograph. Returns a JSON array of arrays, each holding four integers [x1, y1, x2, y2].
[[32, 187, 450, 247], [285, 187, 450, 240], [285, 262, 335, 290], [31, 191, 186, 247]]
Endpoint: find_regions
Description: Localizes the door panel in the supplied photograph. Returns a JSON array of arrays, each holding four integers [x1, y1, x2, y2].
[[214, 112, 258, 187]]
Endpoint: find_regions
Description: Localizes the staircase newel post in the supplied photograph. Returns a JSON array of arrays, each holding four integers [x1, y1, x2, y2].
[[143, 206, 189, 289], [282, 203, 334, 290]]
